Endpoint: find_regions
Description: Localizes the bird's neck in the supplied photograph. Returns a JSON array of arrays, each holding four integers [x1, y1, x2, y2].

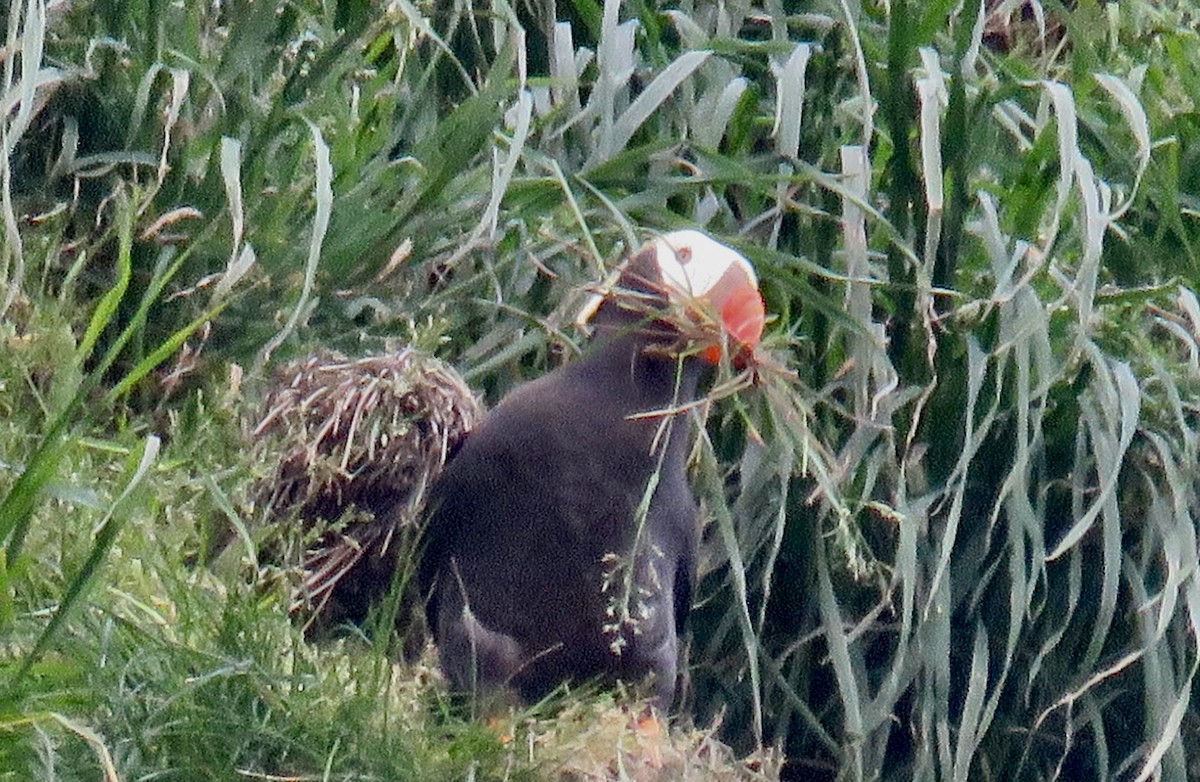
[[569, 321, 708, 473], [583, 327, 706, 406]]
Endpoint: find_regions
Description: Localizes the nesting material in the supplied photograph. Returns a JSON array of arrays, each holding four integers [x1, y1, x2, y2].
[[503, 699, 782, 781], [583, 278, 769, 410], [249, 347, 482, 628]]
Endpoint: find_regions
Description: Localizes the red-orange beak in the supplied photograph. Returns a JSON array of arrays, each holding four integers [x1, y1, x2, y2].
[[698, 281, 766, 365]]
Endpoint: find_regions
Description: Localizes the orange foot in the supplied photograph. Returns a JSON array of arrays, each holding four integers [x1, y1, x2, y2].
[[484, 714, 514, 745], [630, 707, 665, 769]]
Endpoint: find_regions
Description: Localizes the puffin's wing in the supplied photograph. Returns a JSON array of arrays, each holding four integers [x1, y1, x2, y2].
[[418, 375, 645, 602]]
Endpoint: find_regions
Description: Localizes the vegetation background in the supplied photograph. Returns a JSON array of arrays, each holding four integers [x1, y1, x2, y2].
[[2, 0, 1200, 779]]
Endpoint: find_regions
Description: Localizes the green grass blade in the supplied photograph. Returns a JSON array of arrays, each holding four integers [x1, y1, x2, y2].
[[257, 120, 333, 367], [1047, 357, 1139, 561], [773, 43, 812, 161], [698, 432, 764, 749], [76, 190, 134, 362], [6, 435, 160, 691], [104, 300, 233, 404], [951, 623, 989, 782], [605, 49, 710, 160], [0, 431, 71, 559], [816, 539, 861, 781]]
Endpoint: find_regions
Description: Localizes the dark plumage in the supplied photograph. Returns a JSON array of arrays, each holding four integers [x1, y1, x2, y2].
[[420, 230, 765, 709]]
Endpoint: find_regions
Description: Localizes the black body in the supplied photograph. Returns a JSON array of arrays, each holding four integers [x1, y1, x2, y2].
[[420, 283, 706, 708]]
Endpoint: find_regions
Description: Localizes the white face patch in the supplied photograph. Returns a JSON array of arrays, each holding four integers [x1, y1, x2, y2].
[[575, 229, 761, 333], [652, 230, 758, 302]]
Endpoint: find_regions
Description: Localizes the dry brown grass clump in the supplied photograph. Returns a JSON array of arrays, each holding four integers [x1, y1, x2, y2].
[[498, 699, 783, 782], [248, 347, 482, 630]]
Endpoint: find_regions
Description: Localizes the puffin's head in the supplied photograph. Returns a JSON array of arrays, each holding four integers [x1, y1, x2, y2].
[[580, 230, 766, 365]]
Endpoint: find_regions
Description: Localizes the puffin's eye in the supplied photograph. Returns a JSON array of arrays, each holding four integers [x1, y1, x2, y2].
[[676, 246, 692, 263]]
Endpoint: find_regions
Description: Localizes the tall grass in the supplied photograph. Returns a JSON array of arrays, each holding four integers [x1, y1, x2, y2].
[[3, 0, 1200, 780]]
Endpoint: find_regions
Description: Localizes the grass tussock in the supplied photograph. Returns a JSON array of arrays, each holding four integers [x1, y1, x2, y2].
[[253, 349, 481, 516], [247, 346, 481, 637]]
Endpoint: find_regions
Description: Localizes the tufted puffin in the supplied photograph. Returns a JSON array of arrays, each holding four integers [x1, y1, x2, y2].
[[420, 230, 765, 709]]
